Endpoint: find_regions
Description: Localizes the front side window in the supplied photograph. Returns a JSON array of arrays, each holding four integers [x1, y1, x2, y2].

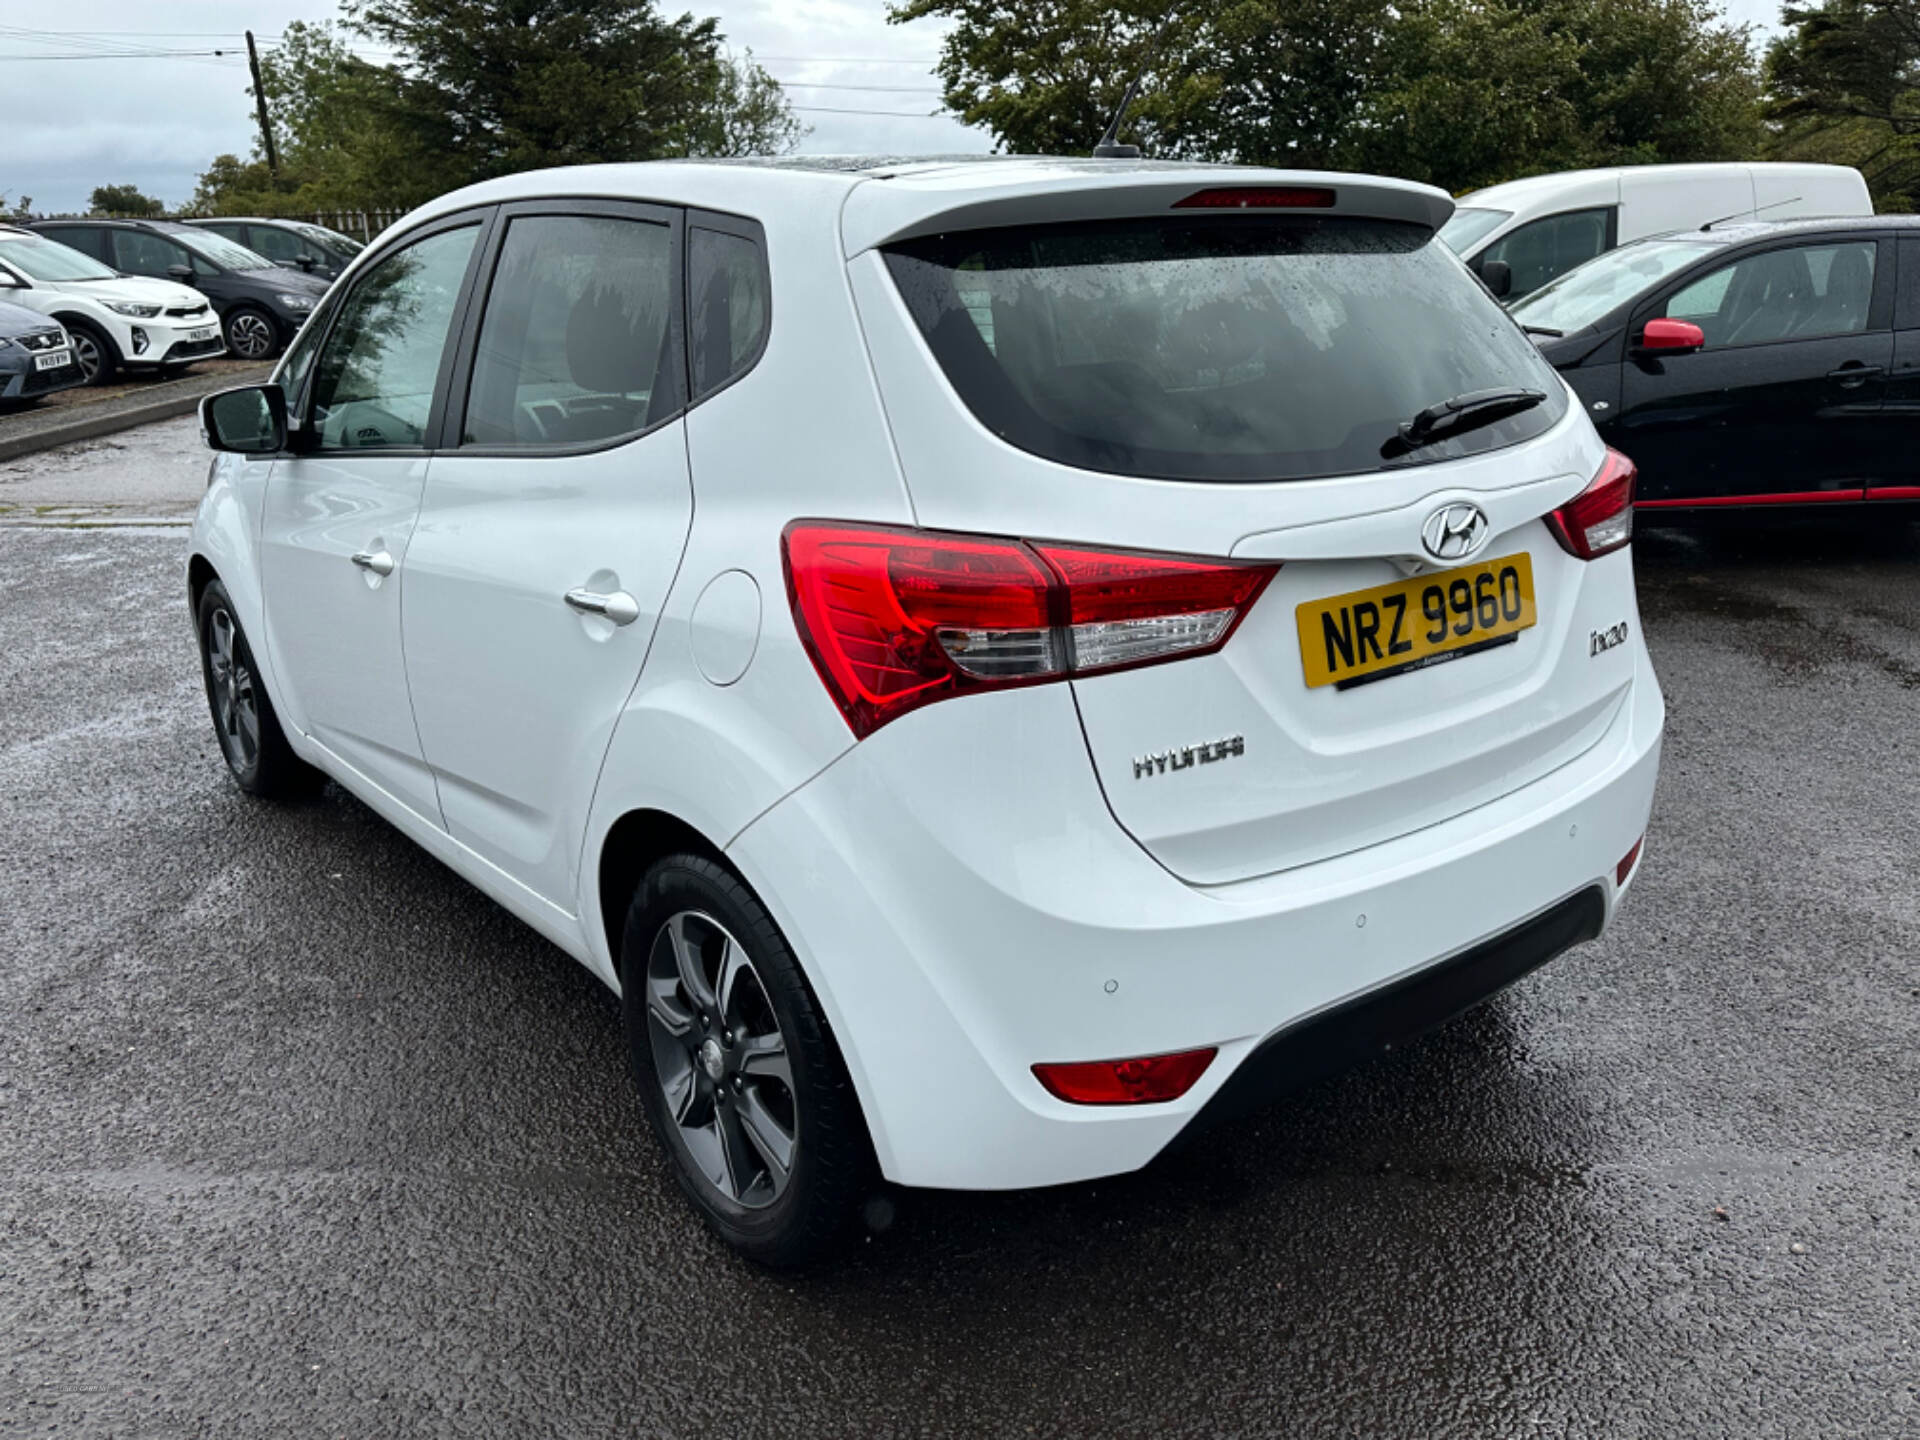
[[461, 213, 676, 447], [1665, 241, 1878, 348], [884, 216, 1566, 483], [181, 229, 272, 272], [1478, 208, 1612, 301], [689, 225, 769, 399], [1438, 207, 1512, 256], [309, 223, 479, 450], [112, 230, 190, 279], [1510, 237, 1721, 335]]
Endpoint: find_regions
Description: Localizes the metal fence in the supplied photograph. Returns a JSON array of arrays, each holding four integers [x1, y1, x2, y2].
[[22, 209, 406, 243]]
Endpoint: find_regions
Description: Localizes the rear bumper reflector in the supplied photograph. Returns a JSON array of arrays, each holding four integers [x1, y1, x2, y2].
[[1033, 1048, 1217, 1106]]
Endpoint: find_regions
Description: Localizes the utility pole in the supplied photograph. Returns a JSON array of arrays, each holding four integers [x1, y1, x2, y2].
[[246, 30, 280, 174]]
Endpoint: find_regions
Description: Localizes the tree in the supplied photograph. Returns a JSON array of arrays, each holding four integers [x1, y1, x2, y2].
[[89, 184, 164, 217], [0, 194, 31, 221], [684, 49, 810, 157], [1767, 0, 1920, 210], [193, 7, 803, 214], [891, 0, 1765, 193]]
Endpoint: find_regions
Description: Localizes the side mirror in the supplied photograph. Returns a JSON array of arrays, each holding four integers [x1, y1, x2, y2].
[[1479, 259, 1513, 300], [167, 263, 196, 283], [201, 384, 286, 455], [1635, 318, 1705, 356], [292, 255, 316, 272]]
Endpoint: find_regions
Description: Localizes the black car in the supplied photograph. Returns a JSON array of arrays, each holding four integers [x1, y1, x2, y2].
[[28, 218, 330, 362], [0, 297, 83, 403], [187, 217, 365, 283], [1509, 216, 1920, 511]]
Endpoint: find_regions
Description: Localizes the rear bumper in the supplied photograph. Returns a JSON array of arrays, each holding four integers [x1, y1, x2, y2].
[[1179, 885, 1604, 1141], [727, 640, 1662, 1191]]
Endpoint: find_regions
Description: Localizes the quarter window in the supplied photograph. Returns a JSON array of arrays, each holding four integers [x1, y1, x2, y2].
[[462, 213, 678, 447], [1665, 241, 1878, 348], [308, 223, 480, 450], [1478, 209, 1613, 300], [689, 225, 769, 399]]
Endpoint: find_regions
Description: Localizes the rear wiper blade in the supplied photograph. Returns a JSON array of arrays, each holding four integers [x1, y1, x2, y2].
[[1383, 387, 1547, 457], [1521, 325, 1563, 338]]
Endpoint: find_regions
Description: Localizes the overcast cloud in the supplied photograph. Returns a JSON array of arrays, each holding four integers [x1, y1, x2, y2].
[[5, 0, 1788, 215]]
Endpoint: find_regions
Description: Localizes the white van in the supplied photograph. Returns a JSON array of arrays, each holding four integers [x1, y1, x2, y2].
[[1439, 163, 1873, 301]]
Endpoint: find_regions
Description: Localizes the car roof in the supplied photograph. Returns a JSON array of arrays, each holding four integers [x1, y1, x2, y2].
[[1618, 214, 1920, 252], [1459, 162, 1865, 210], [392, 154, 1457, 258]]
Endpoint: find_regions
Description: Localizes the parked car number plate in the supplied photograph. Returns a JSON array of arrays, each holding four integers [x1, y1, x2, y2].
[[187, 327, 217, 343], [33, 349, 70, 372], [1296, 553, 1537, 690]]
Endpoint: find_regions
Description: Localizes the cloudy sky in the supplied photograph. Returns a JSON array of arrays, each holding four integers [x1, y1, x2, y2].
[[5, 0, 1789, 215]]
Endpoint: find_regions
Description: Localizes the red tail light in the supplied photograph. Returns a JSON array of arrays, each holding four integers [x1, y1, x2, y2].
[[783, 522, 1278, 738], [1173, 186, 1336, 210], [1032, 1048, 1217, 1105], [1547, 449, 1637, 560]]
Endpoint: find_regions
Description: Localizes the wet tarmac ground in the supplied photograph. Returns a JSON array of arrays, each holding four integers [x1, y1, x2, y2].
[[2, 507, 1916, 1437]]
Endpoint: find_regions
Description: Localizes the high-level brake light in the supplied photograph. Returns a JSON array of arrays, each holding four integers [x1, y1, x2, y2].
[[1173, 186, 1337, 210], [783, 523, 1278, 738]]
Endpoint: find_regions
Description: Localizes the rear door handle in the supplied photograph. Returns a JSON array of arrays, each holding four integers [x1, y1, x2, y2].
[[564, 587, 640, 626], [1828, 364, 1885, 388], [350, 549, 394, 577]]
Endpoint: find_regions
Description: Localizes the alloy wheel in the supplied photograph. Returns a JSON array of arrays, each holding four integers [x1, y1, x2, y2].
[[206, 607, 260, 773], [228, 312, 275, 360], [645, 910, 797, 1209], [70, 331, 102, 382]]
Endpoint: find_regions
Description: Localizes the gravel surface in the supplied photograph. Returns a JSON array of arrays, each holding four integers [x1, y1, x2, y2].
[[1, 479, 1916, 1437]]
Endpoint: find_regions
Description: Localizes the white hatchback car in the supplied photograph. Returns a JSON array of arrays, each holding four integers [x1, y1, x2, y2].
[[190, 158, 1663, 1264], [0, 225, 223, 382]]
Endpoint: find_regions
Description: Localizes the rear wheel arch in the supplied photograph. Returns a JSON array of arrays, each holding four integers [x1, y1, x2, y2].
[[597, 809, 730, 978]]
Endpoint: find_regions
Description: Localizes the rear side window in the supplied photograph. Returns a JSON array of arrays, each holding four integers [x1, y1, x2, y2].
[[884, 216, 1566, 484], [48, 227, 109, 263], [688, 224, 769, 400], [462, 213, 678, 448]]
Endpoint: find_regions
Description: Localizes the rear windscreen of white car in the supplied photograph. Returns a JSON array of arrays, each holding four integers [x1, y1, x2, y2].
[[883, 216, 1567, 482]]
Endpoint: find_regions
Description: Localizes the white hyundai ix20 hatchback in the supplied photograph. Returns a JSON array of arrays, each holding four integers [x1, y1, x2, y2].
[[190, 157, 1664, 1264]]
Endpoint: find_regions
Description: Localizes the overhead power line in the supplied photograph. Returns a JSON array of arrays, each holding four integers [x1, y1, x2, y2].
[[791, 106, 951, 118]]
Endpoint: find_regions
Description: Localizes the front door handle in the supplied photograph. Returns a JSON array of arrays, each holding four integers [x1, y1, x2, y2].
[[1828, 363, 1885, 388], [565, 587, 640, 626], [350, 549, 394, 577]]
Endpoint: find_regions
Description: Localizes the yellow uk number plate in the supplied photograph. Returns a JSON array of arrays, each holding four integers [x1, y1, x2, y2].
[[1296, 553, 1537, 690]]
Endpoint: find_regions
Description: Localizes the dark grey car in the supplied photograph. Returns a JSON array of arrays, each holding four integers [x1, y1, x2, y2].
[[187, 218, 365, 283], [0, 297, 82, 403]]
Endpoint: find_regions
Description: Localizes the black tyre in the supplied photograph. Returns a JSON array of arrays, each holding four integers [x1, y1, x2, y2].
[[621, 855, 873, 1267], [223, 305, 279, 361], [63, 318, 118, 386], [195, 579, 323, 799]]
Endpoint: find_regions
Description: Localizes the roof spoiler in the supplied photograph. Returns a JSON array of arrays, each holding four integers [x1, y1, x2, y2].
[[841, 171, 1456, 256]]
